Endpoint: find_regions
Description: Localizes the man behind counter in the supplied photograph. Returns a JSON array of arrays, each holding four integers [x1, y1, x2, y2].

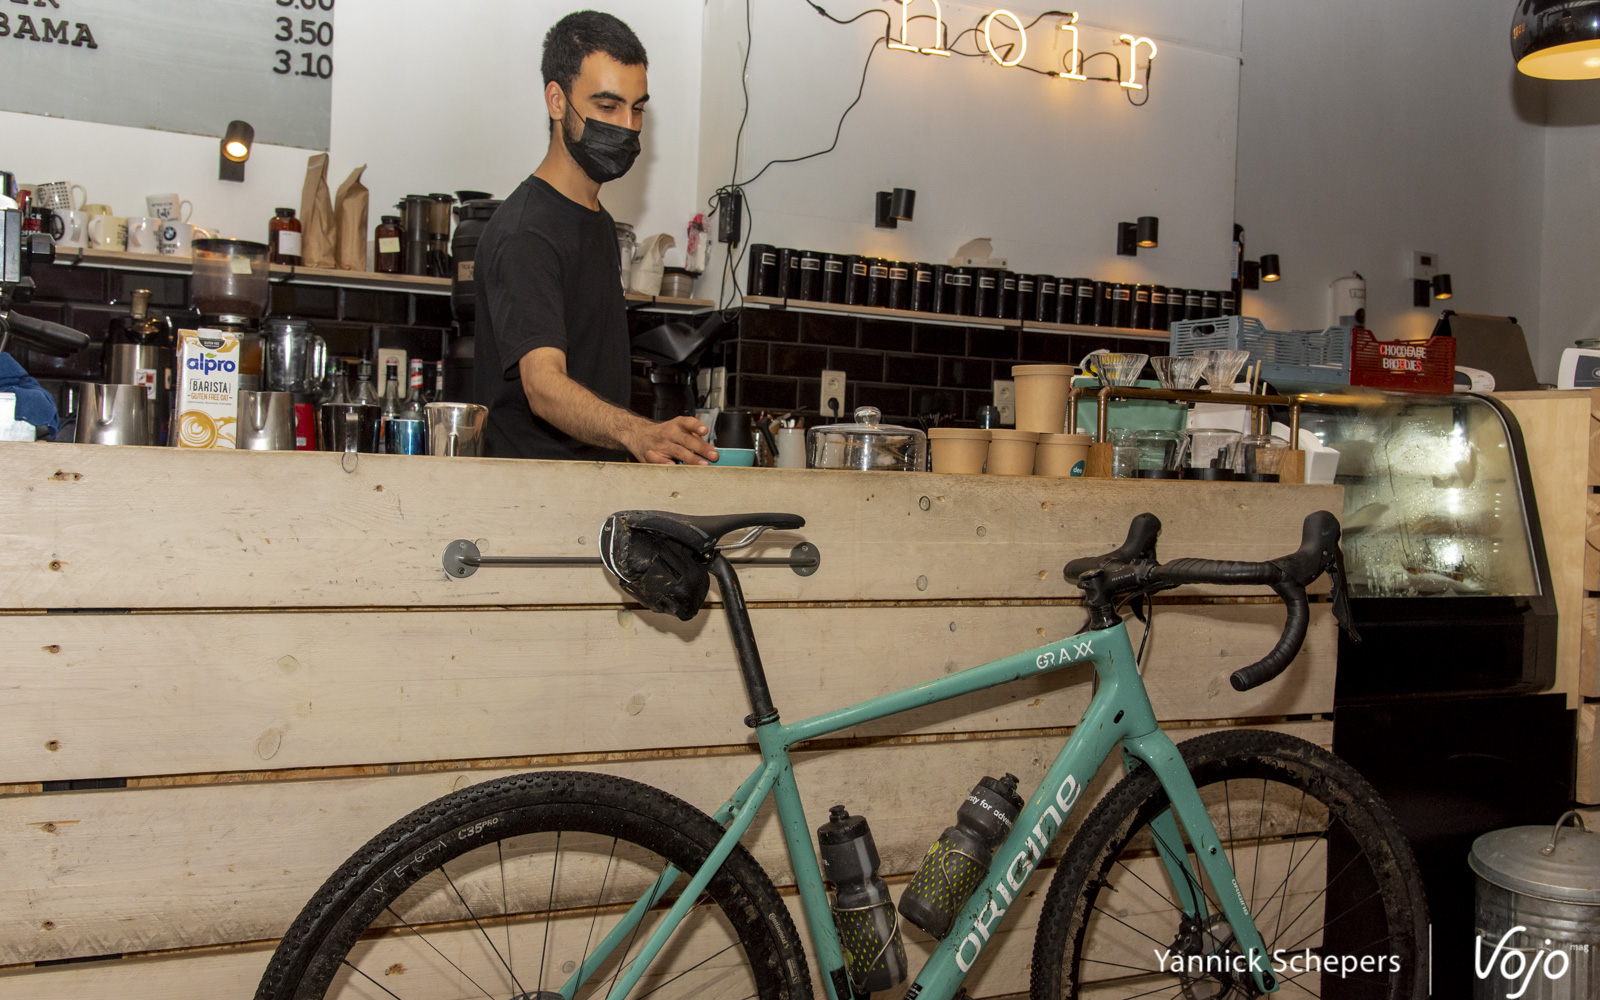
[[474, 11, 717, 464]]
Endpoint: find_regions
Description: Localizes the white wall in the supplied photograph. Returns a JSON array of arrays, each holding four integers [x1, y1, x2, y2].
[[1234, 0, 1549, 371], [697, 0, 1246, 299], [1, 0, 702, 256], [1538, 80, 1600, 376]]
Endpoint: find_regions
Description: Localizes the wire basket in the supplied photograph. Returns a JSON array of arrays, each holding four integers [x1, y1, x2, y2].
[[1349, 327, 1455, 394], [1170, 317, 1351, 392]]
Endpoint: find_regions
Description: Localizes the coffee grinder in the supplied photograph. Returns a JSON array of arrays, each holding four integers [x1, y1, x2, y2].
[[190, 238, 270, 391], [445, 197, 500, 403], [103, 288, 176, 444]]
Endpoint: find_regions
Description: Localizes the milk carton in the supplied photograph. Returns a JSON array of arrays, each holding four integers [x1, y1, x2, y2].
[[173, 328, 239, 448]]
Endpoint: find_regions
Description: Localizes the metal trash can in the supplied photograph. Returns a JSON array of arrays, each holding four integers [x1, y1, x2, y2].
[[1469, 811, 1600, 999]]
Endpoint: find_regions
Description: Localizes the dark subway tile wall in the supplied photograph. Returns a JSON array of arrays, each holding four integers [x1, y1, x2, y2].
[[719, 306, 1162, 426]]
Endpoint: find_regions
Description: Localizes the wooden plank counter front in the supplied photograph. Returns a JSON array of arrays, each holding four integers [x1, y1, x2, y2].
[[0, 442, 1341, 996]]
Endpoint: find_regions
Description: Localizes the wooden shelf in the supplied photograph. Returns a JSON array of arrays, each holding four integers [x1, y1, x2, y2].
[[624, 290, 716, 313], [742, 294, 1171, 340], [51, 245, 453, 295]]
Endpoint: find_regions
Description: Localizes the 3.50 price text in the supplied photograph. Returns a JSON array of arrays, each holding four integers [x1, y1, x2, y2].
[[270, 0, 333, 80]]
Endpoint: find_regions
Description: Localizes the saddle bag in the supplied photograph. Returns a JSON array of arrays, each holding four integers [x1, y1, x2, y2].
[[600, 514, 711, 621]]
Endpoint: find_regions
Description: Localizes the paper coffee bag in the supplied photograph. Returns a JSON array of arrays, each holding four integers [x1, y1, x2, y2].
[[173, 329, 239, 449]]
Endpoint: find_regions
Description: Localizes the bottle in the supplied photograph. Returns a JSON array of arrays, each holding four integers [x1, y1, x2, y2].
[[817, 805, 907, 993], [404, 358, 427, 413], [433, 359, 445, 402], [379, 360, 402, 448], [269, 208, 303, 266], [375, 215, 404, 274], [353, 358, 380, 406], [386, 359, 428, 455], [898, 774, 1023, 939]]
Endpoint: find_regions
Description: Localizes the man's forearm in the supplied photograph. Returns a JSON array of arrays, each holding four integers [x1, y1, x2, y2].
[[523, 366, 646, 452]]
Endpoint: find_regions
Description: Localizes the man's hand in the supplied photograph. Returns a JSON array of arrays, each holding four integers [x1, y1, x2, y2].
[[622, 416, 718, 465]]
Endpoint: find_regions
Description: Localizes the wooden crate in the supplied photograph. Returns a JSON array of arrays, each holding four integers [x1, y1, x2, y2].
[[0, 442, 1342, 994]]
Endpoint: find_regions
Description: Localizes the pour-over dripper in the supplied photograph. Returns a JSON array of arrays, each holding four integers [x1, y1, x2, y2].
[[1195, 349, 1250, 391], [1093, 352, 1149, 386], [1151, 355, 1206, 390]]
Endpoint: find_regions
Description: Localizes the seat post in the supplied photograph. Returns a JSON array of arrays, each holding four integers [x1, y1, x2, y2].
[[708, 555, 779, 727]]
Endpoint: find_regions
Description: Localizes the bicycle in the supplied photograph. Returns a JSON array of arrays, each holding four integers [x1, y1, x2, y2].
[[256, 508, 1428, 1000]]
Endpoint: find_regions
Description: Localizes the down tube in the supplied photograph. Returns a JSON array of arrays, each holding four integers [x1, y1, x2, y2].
[[908, 682, 1129, 1000]]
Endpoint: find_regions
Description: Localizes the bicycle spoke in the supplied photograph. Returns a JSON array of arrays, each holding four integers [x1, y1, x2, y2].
[[1092, 902, 1180, 952], [580, 836, 621, 986], [595, 863, 670, 1000], [538, 831, 561, 991], [1271, 789, 1310, 944], [631, 940, 740, 1000], [340, 957, 410, 1000], [1250, 778, 1267, 913], [382, 904, 498, 1000], [1145, 818, 1224, 920], [1082, 955, 1172, 975], [1280, 884, 1386, 955], [442, 865, 527, 996], [1115, 858, 1182, 912], [498, 840, 513, 987], [1223, 780, 1236, 893]]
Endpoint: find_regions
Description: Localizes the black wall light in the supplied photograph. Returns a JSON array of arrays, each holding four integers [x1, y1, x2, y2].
[[1512, 0, 1600, 79], [1117, 215, 1159, 256], [1412, 274, 1452, 307], [1239, 254, 1281, 290], [875, 187, 916, 229], [220, 120, 254, 182]]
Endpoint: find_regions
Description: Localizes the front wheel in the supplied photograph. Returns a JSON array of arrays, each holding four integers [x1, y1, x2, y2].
[[255, 769, 812, 1000], [1031, 729, 1428, 1000]]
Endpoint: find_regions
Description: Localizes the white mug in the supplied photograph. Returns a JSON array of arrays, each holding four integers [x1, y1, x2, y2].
[[127, 216, 164, 254], [51, 209, 89, 249], [158, 220, 212, 256], [81, 203, 113, 217], [33, 181, 85, 211], [146, 193, 192, 222], [88, 214, 128, 251]]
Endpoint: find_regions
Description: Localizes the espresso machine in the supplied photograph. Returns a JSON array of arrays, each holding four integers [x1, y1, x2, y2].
[[102, 288, 175, 444], [190, 238, 270, 390]]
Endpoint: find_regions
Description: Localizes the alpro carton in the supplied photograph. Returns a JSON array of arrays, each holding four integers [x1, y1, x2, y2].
[[174, 329, 239, 448]]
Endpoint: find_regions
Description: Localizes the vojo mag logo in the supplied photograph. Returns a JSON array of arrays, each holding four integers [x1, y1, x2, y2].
[[186, 353, 236, 375], [1476, 925, 1573, 999]]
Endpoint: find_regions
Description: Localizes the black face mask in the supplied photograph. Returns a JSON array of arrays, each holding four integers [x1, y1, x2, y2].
[[561, 99, 642, 184]]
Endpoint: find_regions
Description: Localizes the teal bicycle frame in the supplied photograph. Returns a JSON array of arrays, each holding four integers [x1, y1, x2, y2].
[[563, 615, 1280, 1000]]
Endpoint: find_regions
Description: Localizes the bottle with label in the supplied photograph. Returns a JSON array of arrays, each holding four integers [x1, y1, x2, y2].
[[379, 359, 402, 449], [817, 804, 907, 993], [375, 215, 404, 274], [898, 774, 1023, 939], [269, 208, 303, 266], [353, 358, 380, 406], [433, 359, 445, 402], [386, 358, 428, 454]]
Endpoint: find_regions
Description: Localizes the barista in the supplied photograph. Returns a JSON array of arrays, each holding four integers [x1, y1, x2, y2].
[[474, 11, 717, 463]]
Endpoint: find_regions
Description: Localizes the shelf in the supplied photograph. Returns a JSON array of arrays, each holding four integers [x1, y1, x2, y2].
[[49, 246, 453, 296], [624, 291, 716, 313], [741, 294, 1170, 340]]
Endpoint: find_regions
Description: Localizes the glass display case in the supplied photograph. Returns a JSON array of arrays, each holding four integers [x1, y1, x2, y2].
[[1298, 390, 1556, 698]]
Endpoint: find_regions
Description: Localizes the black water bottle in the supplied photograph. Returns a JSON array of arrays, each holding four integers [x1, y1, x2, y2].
[[898, 774, 1023, 939], [818, 804, 907, 992]]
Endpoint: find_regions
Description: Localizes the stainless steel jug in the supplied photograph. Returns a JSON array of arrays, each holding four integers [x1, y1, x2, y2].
[[237, 390, 297, 451], [261, 318, 328, 394], [73, 382, 153, 446], [424, 402, 487, 457], [319, 402, 381, 454]]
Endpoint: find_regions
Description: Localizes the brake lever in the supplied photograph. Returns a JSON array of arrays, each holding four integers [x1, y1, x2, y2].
[[1327, 544, 1361, 644]]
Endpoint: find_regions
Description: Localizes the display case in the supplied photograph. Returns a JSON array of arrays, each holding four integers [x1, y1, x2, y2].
[[1299, 390, 1557, 698]]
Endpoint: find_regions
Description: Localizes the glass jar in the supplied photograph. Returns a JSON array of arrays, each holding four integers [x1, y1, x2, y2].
[[374, 215, 404, 274], [806, 406, 928, 471], [268, 207, 303, 266], [615, 222, 637, 291]]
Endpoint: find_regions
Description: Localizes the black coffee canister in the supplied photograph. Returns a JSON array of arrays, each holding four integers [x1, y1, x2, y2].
[[844, 255, 869, 306], [1219, 290, 1236, 316], [822, 253, 848, 304], [796, 250, 823, 302], [973, 269, 1000, 318], [1000, 272, 1019, 320], [1064, 278, 1090, 325], [1033, 275, 1059, 323], [1185, 289, 1204, 322], [1130, 284, 1151, 329], [1150, 285, 1169, 331], [865, 258, 890, 308], [1051, 277, 1075, 324], [887, 261, 911, 311], [1115, 283, 1134, 328], [941, 266, 973, 315], [1011, 274, 1036, 322], [910, 263, 938, 312], [1088, 280, 1108, 326], [776, 248, 798, 299], [1201, 290, 1220, 319], [748, 244, 777, 297]]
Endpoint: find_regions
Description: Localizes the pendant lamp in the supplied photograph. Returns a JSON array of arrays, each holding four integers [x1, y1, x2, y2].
[[1512, 0, 1600, 79]]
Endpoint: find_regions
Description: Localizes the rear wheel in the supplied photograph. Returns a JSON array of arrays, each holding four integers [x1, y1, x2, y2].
[[256, 770, 812, 1000], [1030, 729, 1428, 999]]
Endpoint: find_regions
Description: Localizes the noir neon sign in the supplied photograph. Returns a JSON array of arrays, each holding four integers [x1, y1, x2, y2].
[[889, 2, 1157, 89]]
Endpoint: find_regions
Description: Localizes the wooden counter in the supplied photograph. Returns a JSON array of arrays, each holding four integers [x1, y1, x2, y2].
[[0, 443, 1341, 995]]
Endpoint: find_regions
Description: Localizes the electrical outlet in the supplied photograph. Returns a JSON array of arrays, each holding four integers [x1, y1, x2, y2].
[[708, 366, 728, 410], [992, 379, 1016, 425], [1409, 251, 1439, 281], [696, 367, 712, 404], [820, 370, 847, 418]]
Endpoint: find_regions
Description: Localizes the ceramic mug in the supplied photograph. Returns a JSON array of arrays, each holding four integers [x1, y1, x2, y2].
[[81, 203, 113, 216], [33, 181, 85, 211], [126, 216, 164, 254], [51, 209, 88, 249], [146, 193, 192, 222], [158, 220, 212, 256], [88, 214, 128, 251]]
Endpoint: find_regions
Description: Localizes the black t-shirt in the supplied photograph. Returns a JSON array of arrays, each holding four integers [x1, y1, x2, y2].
[[473, 174, 631, 460]]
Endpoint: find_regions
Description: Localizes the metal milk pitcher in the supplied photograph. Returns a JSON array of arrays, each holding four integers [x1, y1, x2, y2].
[[73, 382, 152, 446], [236, 390, 297, 450], [424, 402, 487, 457]]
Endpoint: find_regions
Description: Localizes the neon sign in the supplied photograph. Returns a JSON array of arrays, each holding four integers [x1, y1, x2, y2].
[[889, 3, 1156, 87]]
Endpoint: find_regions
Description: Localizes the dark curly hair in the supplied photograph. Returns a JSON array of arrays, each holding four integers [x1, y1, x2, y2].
[[542, 10, 648, 93]]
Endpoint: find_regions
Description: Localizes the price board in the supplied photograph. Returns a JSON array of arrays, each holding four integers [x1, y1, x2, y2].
[[0, 0, 334, 150]]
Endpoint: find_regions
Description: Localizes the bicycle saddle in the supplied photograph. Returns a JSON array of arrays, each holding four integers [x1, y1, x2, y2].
[[608, 510, 806, 558]]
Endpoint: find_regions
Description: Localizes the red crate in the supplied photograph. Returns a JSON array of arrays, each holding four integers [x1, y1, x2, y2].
[[1348, 327, 1456, 394]]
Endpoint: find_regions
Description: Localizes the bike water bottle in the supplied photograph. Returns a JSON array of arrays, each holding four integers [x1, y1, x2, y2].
[[817, 804, 907, 992], [898, 774, 1024, 938]]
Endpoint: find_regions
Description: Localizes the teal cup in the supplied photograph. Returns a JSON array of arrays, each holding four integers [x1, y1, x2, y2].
[[711, 447, 756, 467]]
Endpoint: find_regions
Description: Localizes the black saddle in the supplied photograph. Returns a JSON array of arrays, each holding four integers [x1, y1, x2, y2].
[[598, 510, 806, 621], [609, 510, 805, 558]]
